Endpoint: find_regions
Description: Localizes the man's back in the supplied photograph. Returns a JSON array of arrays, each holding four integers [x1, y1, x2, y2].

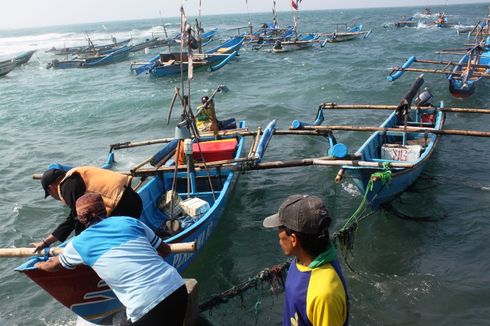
[[284, 259, 347, 326], [59, 217, 184, 321]]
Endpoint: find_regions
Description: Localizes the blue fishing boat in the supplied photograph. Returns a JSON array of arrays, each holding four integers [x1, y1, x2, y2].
[[271, 33, 319, 53], [129, 37, 173, 52], [324, 24, 372, 43], [14, 50, 36, 65], [342, 106, 444, 208], [388, 38, 490, 98], [0, 59, 17, 77], [174, 28, 218, 47], [47, 46, 132, 69], [448, 39, 490, 98], [15, 113, 276, 324], [434, 13, 448, 28], [291, 76, 445, 209], [132, 36, 244, 77], [47, 38, 131, 56]]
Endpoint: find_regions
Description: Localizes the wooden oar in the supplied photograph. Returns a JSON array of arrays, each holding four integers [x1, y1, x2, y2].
[[0, 241, 196, 258], [319, 103, 490, 114]]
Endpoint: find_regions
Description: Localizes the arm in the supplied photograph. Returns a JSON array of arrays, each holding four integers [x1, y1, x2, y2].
[[31, 234, 59, 254], [35, 256, 62, 272], [50, 174, 87, 241], [60, 174, 86, 213]]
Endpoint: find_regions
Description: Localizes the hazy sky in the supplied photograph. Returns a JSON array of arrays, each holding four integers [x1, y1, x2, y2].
[[1, 0, 488, 30]]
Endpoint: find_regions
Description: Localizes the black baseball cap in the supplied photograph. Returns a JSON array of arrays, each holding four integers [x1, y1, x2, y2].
[[263, 195, 331, 234], [41, 168, 65, 198]]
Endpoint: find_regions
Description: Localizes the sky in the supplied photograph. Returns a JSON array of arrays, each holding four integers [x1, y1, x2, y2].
[[1, 0, 488, 30]]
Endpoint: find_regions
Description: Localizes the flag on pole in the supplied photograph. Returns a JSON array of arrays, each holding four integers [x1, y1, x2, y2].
[[291, 0, 302, 11]]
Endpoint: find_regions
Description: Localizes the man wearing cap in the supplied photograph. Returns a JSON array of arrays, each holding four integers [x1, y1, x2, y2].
[[35, 193, 187, 326], [263, 195, 349, 326], [32, 166, 142, 252]]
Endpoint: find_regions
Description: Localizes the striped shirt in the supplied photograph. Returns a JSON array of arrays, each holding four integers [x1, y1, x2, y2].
[[59, 216, 184, 322]]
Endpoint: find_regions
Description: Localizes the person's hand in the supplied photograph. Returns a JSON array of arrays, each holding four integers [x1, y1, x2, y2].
[[31, 241, 48, 254]]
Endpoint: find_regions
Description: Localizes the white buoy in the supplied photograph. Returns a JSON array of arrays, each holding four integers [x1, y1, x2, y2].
[[144, 47, 150, 54]]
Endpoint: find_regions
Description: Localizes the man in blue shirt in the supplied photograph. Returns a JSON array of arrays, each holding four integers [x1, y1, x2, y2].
[[35, 193, 187, 326], [263, 195, 349, 326]]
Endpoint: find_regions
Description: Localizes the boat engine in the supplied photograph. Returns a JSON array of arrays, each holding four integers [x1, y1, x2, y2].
[[415, 88, 433, 106]]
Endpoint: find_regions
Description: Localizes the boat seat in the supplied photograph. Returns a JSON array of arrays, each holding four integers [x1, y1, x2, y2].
[[216, 47, 230, 53]]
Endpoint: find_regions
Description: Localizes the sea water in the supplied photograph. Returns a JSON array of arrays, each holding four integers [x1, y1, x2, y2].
[[1, 3, 489, 325]]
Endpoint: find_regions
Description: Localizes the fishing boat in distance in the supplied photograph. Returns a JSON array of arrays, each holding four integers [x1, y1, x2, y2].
[[47, 45, 132, 69], [46, 37, 131, 56], [271, 33, 319, 53], [0, 59, 17, 77], [434, 12, 448, 28], [14, 50, 36, 66], [388, 35, 490, 98], [323, 23, 371, 43], [395, 16, 418, 28], [130, 36, 244, 77]]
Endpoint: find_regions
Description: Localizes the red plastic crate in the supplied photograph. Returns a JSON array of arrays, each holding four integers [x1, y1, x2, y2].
[[192, 139, 238, 162]]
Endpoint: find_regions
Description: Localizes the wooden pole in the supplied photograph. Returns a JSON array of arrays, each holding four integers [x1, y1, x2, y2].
[[414, 59, 490, 69], [394, 67, 490, 78], [335, 168, 345, 183], [319, 103, 490, 114], [0, 241, 196, 257], [110, 138, 174, 150], [167, 87, 179, 124], [301, 125, 490, 137]]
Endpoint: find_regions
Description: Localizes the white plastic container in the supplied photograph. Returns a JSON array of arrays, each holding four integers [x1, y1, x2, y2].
[[179, 197, 210, 220]]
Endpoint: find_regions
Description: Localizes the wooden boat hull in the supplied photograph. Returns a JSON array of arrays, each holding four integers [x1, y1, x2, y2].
[[0, 60, 17, 76], [48, 46, 132, 69], [447, 51, 490, 98], [326, 31, 368, 43], [14, 50, 36, 65], [149, 37, 244, 77], [16, 129, 246, 324], [271, 34, 318, 53], [344, 110, 445, 208], [448, 50, 490, 98]]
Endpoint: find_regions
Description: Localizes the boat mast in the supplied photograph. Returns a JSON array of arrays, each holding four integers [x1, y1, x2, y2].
[[272, 0, 279, 28]]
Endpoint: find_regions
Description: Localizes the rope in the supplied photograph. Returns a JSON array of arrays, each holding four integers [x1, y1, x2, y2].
[[199, 260, 290, 312], [333, 163, 392, 252]]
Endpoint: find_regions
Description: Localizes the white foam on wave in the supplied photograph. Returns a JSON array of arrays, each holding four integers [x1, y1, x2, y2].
[[342, 182, 361, 197]]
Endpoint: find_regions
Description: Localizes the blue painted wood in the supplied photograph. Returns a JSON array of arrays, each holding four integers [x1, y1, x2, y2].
[[149, 36, 244, 77], [344, 109, 445, 208], [387, 56, 417, 81], [16, 121, 247, 324], [448, 46, 490, 98]]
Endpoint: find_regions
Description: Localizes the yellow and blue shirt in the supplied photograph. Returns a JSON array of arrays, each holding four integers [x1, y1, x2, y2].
[[284, 259, 348, 326]]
